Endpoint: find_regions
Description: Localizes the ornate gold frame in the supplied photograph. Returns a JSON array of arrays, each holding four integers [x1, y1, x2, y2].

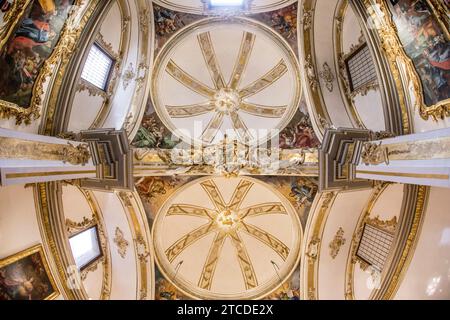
[[0, 0, 31, 50], [364, 0, 450, 121], [0, 0, 93, 125], [0, 244, 60, 300]]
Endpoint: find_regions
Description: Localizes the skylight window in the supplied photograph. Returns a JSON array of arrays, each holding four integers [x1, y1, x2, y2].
[[81, 43, 114, 91], [69, 226, 102, 270], [209, 0, 244, 7]]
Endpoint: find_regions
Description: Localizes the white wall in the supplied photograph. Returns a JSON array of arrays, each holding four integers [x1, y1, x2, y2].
[[395, 187, 450, 300], [92, 190, 138, 300]]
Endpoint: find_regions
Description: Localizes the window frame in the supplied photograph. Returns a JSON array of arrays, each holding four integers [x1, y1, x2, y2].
[[355, 222, 394, 271], [344, 42, 378, 94], [69, 224, 104, 271], [80, 42, 116, 92]]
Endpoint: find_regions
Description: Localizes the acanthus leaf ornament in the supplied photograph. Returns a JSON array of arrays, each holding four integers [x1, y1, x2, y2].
[[361, 141, 389, 166], [122, 63, 136, 91], [305, 54, 318, 92], [61, 143, 91, 166], [329, 227, 346, 259], [113, 227, 129, 259], [319, 62, 335, 93]]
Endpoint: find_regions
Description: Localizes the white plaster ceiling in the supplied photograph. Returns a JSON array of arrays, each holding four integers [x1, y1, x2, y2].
[[152, 17, 301, 146], [152, 176, 301, 299]]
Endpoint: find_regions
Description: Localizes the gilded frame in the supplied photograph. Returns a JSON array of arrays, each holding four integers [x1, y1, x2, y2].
[[0, 0, 84, 125], [365, 0, 450, 121], [0, 244, 60, 300], [0, 0, 31, 50]]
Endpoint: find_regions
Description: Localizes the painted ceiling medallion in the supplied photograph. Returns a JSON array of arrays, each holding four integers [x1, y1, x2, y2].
[[152, 17, 301, 146], [152, 176, 301, 299]]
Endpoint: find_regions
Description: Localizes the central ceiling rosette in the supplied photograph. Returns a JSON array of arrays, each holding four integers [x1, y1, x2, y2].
[[152, 17, 301, 146]]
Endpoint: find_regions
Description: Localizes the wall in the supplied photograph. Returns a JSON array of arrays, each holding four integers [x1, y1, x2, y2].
[[394, 187, 450, 300]]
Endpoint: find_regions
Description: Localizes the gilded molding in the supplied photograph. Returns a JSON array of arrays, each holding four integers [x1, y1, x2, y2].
[[133, 145, 319, 177], [80, 257, 104, 281], [361, 141, 389, 165], [366, 215, 397, 234], [303, 191, 337, 300], [152, 176, 302, 300], [121, 0, 153, 139], [361, 135, 450, 167], [0, 136, 91, 165], [65, 216, 96, 236], [151, 16, 301, 146], [122, 63, 136, 90], [117, 191, 151, 300], [0, 0, 31, 51], [161, 179, 291, 291], [305, 54, 318, 91], [299, 0, 332, 138], [35, 183, 79, 300], [0, 244, 60, 300], [0, 0, 94, 126], [380, 186, 428, 299], [87, 17, 128, 130], [334, 1, 368, 129], [96, 32, 119, 57]]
